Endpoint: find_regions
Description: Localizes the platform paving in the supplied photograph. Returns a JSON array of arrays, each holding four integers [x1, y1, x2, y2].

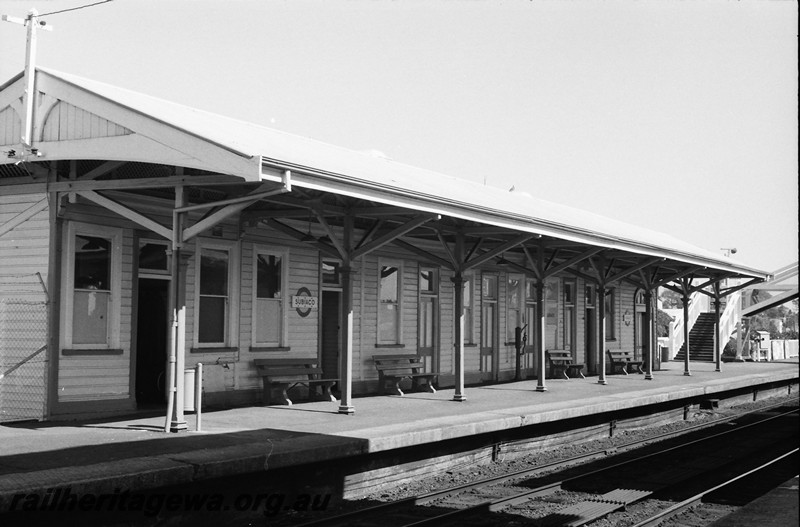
[[0, 359, 797, 513]]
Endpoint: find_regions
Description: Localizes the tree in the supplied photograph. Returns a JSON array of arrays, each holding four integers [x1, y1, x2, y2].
[[659, 289, 682, 309], [656, 309, 673, 338]]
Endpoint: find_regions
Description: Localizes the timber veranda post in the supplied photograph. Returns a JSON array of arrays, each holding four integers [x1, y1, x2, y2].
[[714, 282, 722, 373], [597, 283, 608, 385], [337, 215, 355, 415], [451, 271, 466, 402], [167, 188, 188, 432], [535, 280, 547, 392], [682, 287, 691, 376], [644, 288, 654, 380]]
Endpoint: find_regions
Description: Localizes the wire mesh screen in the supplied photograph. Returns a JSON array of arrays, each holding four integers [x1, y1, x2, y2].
[[0, 276, 48, 423]]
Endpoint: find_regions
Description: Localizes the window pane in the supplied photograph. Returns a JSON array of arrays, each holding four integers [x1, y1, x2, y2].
[[139, 243, 168, 272], [72, 290, 109, 344], [482, 304, 495, 347], [380, 266, 398, 302], [256, 298, 281, 343], [378, 303, 397, 342], [74, 235, 110, 290], [507, 308, 521, 342], [585, 285, 595, 306], [564, 282, 575, 305], [545, 279, 559, 349], [257, 254, 282, 299], [483, 276, 497, 299], [322, 260, 341, 285], [420, 270, 434, 293], [527, 280, 539, 301], [200, 249, 228, 296], [199, 296, 226, 343], [508, 277, 520, 306], [605, 290, 615, 338], [420, 298, 434, 347]]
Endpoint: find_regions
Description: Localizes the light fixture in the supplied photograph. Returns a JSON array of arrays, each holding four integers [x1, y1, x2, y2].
[[301, 213, 315, 242]]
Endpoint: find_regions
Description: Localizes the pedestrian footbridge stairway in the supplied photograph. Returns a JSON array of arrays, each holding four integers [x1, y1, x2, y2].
[[675, 312, 717, 362]]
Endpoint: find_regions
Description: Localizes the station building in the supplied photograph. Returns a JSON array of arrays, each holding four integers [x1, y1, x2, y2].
[[0, 68, 770, 425]]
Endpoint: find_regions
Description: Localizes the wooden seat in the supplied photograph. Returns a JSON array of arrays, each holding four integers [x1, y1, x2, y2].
[[546, 349, 585, 379], [373, 354, 438, 396], [254, 358, 339, 405], [606, 350, 644, 375]]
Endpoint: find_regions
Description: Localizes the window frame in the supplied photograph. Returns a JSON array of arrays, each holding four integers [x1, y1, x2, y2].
[[62, 222, 123, 351], [462, 272, 475, 345], [506, 274, 524, 345], [563, 278, 577, 352], [377, 259, 403, 345], [193, 238, 239, 349], [251, 245, 289, 349], [525, 278, 538, 349], [605, 287, 617, 341], [481, 273, 498, 350], [418, 266, 438, 351], [544, 277, 560, 349], [137, 238, 170, 278]]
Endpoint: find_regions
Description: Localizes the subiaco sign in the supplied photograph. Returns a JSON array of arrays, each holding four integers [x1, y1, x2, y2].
[[292, 287, 317, 317]]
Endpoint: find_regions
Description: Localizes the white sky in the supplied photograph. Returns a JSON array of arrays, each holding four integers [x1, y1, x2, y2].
[[1, 0, 797, 273]]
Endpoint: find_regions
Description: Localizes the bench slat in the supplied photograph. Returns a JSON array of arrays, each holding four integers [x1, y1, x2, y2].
[[607, 350, 643, 375], [373, 354, 438, 396], [546, 349, 585, 379], [253, 358, 339, 405]]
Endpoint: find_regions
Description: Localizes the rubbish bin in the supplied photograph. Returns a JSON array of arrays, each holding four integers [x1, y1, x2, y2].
[[661, 346, 670, 364], [184, 368, 195, 412]]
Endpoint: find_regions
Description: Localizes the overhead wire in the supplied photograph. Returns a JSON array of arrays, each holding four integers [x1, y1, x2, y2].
[[38, 0, 115, 17]]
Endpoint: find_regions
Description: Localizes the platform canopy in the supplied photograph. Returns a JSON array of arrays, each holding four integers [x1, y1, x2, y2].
[[0, 67, 770, 289]]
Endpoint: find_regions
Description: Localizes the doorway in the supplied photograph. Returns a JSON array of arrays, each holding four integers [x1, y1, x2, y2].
[[585, 285, 596, 374], [321, 290, 341, 381], [135, 278, 169, 405], [418, 268, 439, 373]]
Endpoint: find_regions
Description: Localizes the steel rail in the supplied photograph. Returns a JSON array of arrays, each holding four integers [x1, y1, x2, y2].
[[400, 407, 799, 527], [629, 449, 799, 527], [295, 399, 798, 527]]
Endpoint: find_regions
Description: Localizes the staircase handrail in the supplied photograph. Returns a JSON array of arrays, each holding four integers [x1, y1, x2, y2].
[[718, 289, 742, 353], [667, 291, 708, 358]]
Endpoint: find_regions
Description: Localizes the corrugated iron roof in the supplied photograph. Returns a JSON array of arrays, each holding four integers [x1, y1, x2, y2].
[[21, 68, 770, 279]]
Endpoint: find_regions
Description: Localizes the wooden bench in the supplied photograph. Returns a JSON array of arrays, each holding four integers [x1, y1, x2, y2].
[[546, 349, 585, 379], [606, 350, 644, 375], [254, 358, 338, 405], [373, 354, 438, 396]]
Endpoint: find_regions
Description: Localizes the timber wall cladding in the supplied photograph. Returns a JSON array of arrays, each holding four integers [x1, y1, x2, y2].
[[0, 193, 50, 286], [41, 101, 131, 142], [0, 106, 22, 146]]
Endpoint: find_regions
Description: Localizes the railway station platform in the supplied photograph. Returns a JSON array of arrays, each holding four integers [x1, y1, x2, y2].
[[0, 359, 797, 514]]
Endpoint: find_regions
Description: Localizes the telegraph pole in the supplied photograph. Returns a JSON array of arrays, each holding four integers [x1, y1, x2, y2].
[[2, 9, 53, 148]]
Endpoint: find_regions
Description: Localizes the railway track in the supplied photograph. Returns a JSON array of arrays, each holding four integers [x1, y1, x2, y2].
[[293, 399, 798, 527]]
